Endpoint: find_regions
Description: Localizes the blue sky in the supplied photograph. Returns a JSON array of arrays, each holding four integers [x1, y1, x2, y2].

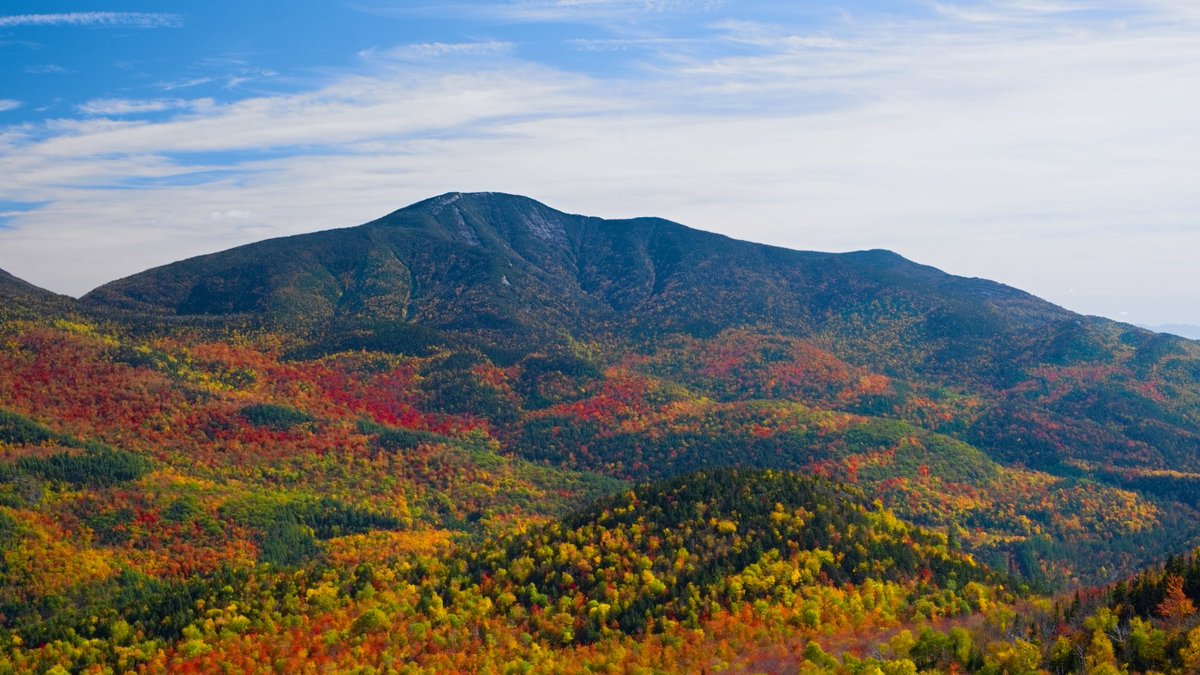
[[1, 1, 1199, 326]]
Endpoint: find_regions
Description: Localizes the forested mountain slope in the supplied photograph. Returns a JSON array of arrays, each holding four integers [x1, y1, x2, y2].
[[85, 192, 1200, 484], [4, 193, 1200, 672], [86, 192, 1072, 378], [0, 268, 78, 321]]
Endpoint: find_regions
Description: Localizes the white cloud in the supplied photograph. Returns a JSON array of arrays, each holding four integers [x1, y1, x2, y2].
[[0, 1, 1198, 325], [77, 98, 195, 116], [0, 12, 182, 29], [210, 209, 256, 222], [2, 68, 603, 165], [156, 67, 277, 92], [152, 64, 276, 90], [356, 0, 721, 23], [0, 100, 21, 113], [156, 76, 220, 91], [24, 65, 70, 75], [567, 37, 700, 51], [362, 41, 514, 60], [931, 0, 1148, 23]]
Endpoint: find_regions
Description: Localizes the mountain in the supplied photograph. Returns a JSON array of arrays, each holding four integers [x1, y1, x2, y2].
[[0, 268, 44, 297], [85, 192, 1097, 376], [85, 193, 1200, 476], [0, 267, 77, 321]]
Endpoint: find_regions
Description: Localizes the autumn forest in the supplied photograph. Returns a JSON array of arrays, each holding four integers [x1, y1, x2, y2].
[[3, 193, 1200, 673]]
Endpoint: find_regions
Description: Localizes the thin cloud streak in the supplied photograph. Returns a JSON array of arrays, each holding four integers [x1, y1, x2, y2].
[[567, 37, 702, 51], [24, 65, 71, 74], [354, 0, 722, 23], [361, 41, 515, 60], [76, 98, 202, 116], [0, 12, 183, 29]]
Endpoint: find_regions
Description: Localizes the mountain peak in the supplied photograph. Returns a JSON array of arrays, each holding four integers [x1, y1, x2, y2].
[[401, 191, 557, 215], [378, 191, 577, 251], [83, 193, 1080, 378]]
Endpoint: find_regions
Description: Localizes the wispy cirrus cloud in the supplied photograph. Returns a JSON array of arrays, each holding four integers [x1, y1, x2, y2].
[[566, 36, 700, 51], [0, 100, 22, 113], [931, 0, 1141, 22], [512, 0, 724, 14], [155, 66, 277, 92], [361, 41, 514, 60], [0, 12, 182, 29], [3, 66, 600, 163], [354, 0, 722, 23], [24, 64, 71, 74], [77, 98, 204, 116]]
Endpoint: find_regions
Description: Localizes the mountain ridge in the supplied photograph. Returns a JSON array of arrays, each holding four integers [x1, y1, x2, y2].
[[1, 267, 62, 299], [1144, 323, 1200, 341], [83, 192, 1077, 363], [0, 266, 79, 320]]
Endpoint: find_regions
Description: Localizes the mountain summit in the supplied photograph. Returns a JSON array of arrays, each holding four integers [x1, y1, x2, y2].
[[87, 192, 1067, 367]]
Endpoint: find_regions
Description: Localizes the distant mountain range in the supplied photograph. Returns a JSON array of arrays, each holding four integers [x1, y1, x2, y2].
[[1144, 324, 1200, 340]]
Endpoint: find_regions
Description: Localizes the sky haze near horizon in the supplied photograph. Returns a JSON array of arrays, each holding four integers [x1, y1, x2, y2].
[[1, 0, 1198, 326]]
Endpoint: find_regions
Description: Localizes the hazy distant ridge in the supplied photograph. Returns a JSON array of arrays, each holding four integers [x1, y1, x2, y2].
[[1144, 324, 1200, 340]]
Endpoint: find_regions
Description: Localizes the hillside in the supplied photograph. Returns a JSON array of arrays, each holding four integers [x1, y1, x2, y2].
[[0, 268, 47, 297], [84, 193, 1200, 487], [0, 268, 77, 321]]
